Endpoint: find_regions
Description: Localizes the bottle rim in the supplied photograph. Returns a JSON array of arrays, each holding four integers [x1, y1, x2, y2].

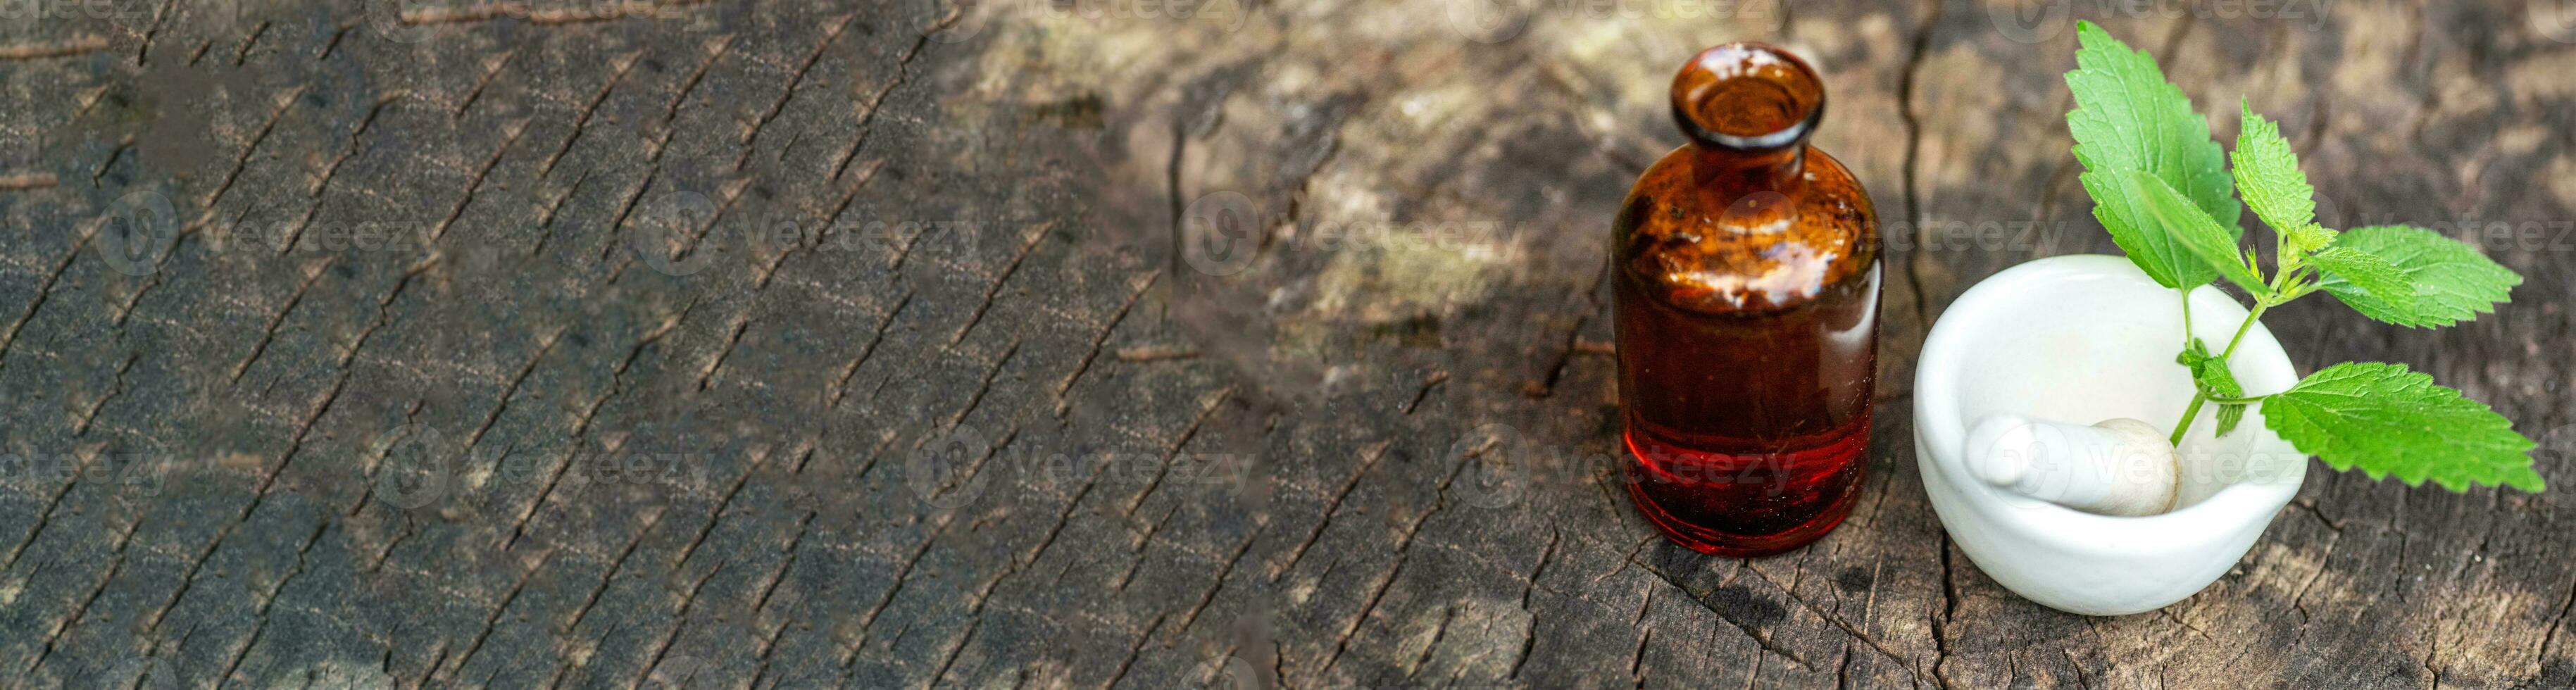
[[1669, 43, 1827, 153]]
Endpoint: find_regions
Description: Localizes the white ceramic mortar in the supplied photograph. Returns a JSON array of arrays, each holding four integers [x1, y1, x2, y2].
[[1915, 255, 2307, 615]]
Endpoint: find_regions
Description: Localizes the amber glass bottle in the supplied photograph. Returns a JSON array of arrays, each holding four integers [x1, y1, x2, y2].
[[1613, 44, 1881, 558]]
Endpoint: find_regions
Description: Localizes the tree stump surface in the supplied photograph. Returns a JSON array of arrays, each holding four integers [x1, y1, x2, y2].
[[2, 1, 2573, 687]]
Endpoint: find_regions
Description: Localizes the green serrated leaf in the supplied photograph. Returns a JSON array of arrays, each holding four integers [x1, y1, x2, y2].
[[2232, 102, 2315, 234], [2308, 244, 2420, 322], [2261, 362, 2543, 492], [2287, 224, 2337, 255], [2129, 170, 2266, 294], [2214, 401, 2247, 437], [2067, 20, 2242, 289], [2314, 225, 2522, 327], [2177, 339, 2248, 437]]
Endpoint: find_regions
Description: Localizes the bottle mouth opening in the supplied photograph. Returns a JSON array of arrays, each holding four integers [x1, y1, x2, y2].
[[1670, 43, 1825, 153]]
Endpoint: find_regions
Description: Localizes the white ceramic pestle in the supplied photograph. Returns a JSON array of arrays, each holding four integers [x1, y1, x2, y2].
[[1915, 256, 2308, 616], [1963, 414, 2178, 516]]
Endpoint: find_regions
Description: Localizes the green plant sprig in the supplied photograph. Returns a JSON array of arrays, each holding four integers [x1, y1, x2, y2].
[[2063, 20, 2540, 492]]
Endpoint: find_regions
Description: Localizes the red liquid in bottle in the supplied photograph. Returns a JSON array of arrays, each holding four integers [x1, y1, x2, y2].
[[1612, 44, 1882, 558]]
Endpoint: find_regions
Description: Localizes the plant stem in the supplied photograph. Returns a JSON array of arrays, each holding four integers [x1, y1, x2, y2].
[[2221, 303, 2267, 358], [2168, 302, 2272, 446], [2168, 396, 2208, 446], [2180, 290, 2195, 347]]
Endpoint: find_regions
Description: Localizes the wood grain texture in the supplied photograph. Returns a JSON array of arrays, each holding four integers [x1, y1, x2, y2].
[[0, 0, 2570, 687]]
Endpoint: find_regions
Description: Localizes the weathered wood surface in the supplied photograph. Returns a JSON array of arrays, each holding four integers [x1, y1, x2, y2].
[[1, 0, 2572, 687]]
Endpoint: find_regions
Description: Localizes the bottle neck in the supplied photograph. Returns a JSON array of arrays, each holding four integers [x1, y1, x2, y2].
[[1668, 43, 1824, 200], [1692, 144, 1807, 197]]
